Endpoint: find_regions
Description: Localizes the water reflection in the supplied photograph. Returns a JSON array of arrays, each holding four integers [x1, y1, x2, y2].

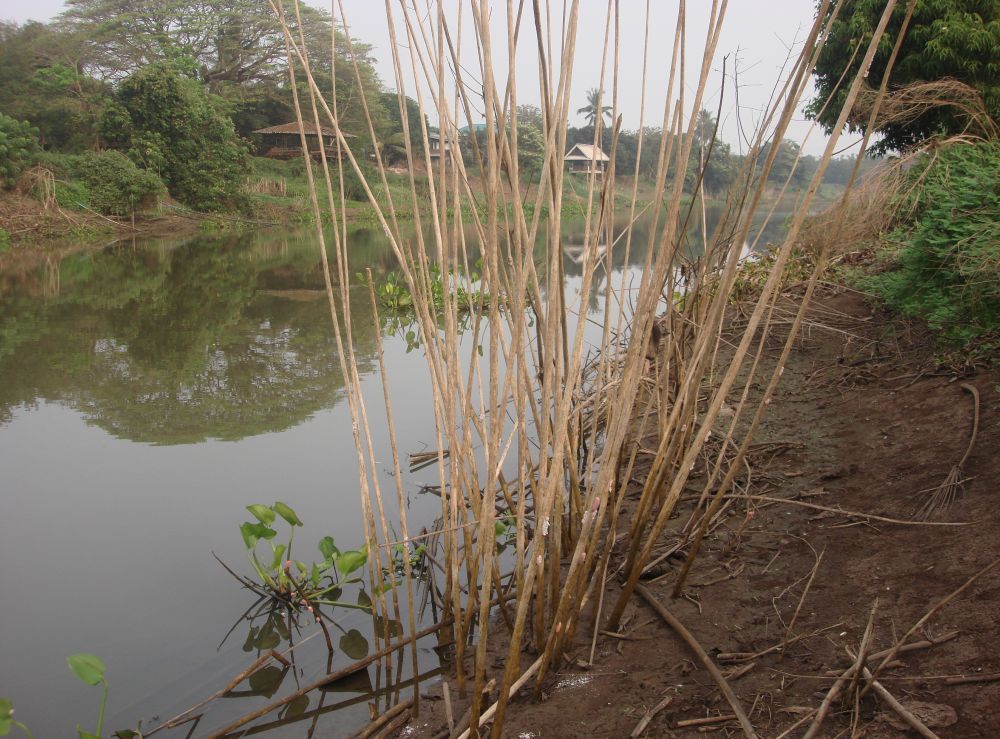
[[0, 231, 388, 443], [0, 202, 794, 736]]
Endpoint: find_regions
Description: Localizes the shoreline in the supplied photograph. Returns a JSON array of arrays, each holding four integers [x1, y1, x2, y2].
[[395, 277, 999, 738]]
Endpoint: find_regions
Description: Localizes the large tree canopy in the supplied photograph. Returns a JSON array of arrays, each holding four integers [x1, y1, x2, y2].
[[58, 0, 331, 88], [807, 0, 1000, 153]]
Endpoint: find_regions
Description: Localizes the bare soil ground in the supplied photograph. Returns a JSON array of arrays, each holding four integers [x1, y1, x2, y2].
[[399, 284, 999, 738]]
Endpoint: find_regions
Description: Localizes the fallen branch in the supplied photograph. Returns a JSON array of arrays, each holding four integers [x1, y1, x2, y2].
[[205, 617, 450, 737], [355, 697, 415, 738], [745, 495, 971, 526], [635, 584, 757, 738], [860, 663, 939, 739], [676, 713, 737, 728], [822, 630, 960, 676], [863, 560, 999, 696], [629, 695, 673, 737], [779, 549, 824, 660]]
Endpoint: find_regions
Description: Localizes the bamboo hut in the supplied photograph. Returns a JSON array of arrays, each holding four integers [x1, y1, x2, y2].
[[564, 143, 610, 175], [252, 122, 355, 160]]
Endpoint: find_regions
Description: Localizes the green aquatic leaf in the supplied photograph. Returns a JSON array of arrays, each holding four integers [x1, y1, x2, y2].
[[269, 543, 286, 571], [318, 536, 339, 561], [272, 502, 302, 527], [357, 590, 372, 611], [246, 504, 276, 525], [77, 727, 100, 739], [248, 665, 284, 697], [239, 522, 257, 549], [67, 654, 106, 686], [311, 563, 322, 588], [242, 522, 276, 544], [242, 626, 259, 652], [337, 548, 367, 576], [339, 629, 369, 660], [281, 694, 309, 719], [0, 697, 14, 735]]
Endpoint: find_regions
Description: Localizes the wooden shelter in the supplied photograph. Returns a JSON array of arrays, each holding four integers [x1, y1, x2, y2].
[[564, 143, 609, 175], [428, 129, 455, 164], [252, 121, 355, 160]]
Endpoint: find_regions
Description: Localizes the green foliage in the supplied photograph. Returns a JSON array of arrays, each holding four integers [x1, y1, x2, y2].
[[1, 655, 129, 739], [238, 502, 372, 609], [857, 141, 1000, 349], [114, 63, 250, 211], [0, 228, 10, 254], [0, 114, 40, 187], [577, 88, 611, 126], [808, 0, 1000, 153], [70, 151, 164, 216], [361, 262, 487, 315], [0, 22, 109, 151], [66, 654, 108, 738]]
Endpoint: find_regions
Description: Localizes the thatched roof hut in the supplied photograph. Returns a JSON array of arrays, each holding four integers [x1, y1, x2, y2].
[[564, 143, 609, 175], [252, 122, 355, 159]]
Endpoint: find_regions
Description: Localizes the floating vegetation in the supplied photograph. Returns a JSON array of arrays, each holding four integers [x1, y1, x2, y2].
[[228, 502, 372, 615]]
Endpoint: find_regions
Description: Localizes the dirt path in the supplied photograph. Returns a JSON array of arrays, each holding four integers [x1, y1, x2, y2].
[[401, 285, 999, 738]]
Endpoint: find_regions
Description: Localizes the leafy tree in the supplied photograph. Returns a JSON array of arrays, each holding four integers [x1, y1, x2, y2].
[[514, 122, 545, 180], [576, 88, 611, 126], [756, 139, 805, 187], [69, 151, 164, 216], [807, 0, 1000, 153], [859, 141, 999, 346], [692, 110, 737, 195], [0, 114, 40, 186], [516, 104, 545, 129], [112, 63, 249, 210], [0, 21, 109, 149], [59, 0, 332, 88]]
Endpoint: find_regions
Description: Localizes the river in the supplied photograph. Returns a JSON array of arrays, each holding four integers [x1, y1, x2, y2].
[[0, 204, 791, 736]]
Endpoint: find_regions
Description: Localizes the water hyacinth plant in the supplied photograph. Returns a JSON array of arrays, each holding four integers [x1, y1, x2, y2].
[[235, 502, 371, 612]]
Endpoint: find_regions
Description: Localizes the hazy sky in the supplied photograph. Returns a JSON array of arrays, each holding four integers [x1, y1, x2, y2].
[[0, 0, 851, 156]]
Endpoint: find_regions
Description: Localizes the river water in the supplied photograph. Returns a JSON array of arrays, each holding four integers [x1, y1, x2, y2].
[[0, 206, 789, 736]]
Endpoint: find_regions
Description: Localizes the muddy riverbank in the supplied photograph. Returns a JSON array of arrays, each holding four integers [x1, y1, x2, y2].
[[400, 283, 999, 738]]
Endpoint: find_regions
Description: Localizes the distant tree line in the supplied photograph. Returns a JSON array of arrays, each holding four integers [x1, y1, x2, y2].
[[0, 0, 422, 211]]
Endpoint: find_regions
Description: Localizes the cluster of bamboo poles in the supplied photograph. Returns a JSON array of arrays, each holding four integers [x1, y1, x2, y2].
[[264, 1, 910, 735]]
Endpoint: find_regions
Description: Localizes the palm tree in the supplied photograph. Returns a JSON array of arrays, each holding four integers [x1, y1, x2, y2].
[[577, 88, 611, 126]]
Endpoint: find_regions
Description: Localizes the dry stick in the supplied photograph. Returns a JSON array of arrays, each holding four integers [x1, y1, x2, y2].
[[717, 623, 844, 663], [144, 651, 281, 736], [354, 697, 415, 739], [943, 673, 1000, 685], [635, 584, 757, 738], [858, 662, 940, 739], [675, 714, 738, 728], [372, 709, 413, 739], [862, 559, 1000, 698], [916, 382, 981, 520], [204, 618, 449, 738], [456, 658, 543, 739], [779, 549, 824, 660], [629, 695, 673, 738], [821, 630, 960, 676], [847, 599, 879, 737], [443, 682, 455, 734], [743, 495, 970, 527]]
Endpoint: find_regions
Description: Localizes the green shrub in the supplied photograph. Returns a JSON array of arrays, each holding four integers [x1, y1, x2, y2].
[[859, 141, 1000, 348], [54, 178, 91, 210], [114, 63, 250, 212], [70, 150, 164, 216], [0, 113, 40, 186]]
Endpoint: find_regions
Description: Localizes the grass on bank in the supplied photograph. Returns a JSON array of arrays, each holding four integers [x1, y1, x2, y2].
[[854, 141, 999, 354]]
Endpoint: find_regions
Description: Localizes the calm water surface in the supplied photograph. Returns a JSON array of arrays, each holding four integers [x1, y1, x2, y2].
[[0, 206, 788, 736]]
